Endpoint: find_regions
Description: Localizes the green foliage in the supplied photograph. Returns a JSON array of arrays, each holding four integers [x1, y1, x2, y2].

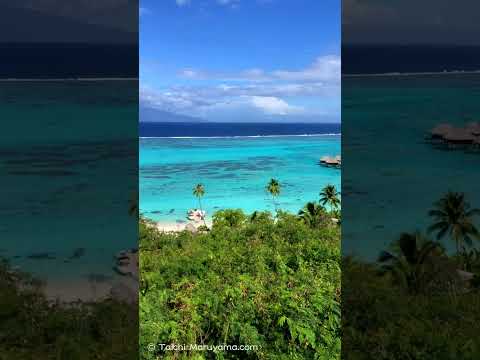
[[319, 185, 340, 211], [266, 179, 281, 211], [213, 209, 247, 228], [428, 191, 480, 256], [378, 232, 447, 294], [344, 192, 480, 359], [266, 179, 281, 198], [193, 184, 206, 199], [343, 257, 480, 360], [129, 190, 139, 218], [140, 208, 341, 359], [298, 202, 330, 229], [0, 259, 137, 360]]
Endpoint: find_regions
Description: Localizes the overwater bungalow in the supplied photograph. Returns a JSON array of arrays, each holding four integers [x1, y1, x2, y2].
[[443, 128, 476, 145], [466, 121, 480, 136], [320, 155, 341, 168], [427, 122, 480, 150], [429, 123, 453, 140]]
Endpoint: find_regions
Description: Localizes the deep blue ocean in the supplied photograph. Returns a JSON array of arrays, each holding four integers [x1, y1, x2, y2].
[[140, 122, 340, 138]]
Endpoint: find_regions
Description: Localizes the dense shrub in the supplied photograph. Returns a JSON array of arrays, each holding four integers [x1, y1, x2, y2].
[[343, 257, 480, 359], [139, 210, 341, 359], [343, 191, 480, 359], [0, 260, 138, 360]]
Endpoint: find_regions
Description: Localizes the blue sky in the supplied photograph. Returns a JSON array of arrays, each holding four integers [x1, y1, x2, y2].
[[140, 0, 340, 122]]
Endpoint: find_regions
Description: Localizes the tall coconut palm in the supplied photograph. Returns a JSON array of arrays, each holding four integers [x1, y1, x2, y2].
[[266, 178, 281, 212], [128, 190, 139, 218], [298, 202, 327, 228], [378, 232, 445, 294], [319, 184, 340, 211], [428, 191, 480, 258], [193, 183, 207, 226], [461, 247, 480, 272]]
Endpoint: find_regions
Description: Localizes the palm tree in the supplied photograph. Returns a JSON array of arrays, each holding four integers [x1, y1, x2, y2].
[[378, 232, 445, 294], [128, 190, 139, 218], [319, 184, 340, 211], [266, 178, 281, 212], [428, 191, 480, 258], [193, 183, 207, 226], [298, 202, 326, 228], [461, 247, 480, 272]]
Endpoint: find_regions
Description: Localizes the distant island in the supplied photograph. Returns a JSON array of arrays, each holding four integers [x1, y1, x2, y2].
[[139, 107, 206, 123]]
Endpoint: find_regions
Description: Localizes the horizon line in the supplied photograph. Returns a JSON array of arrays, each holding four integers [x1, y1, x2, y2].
[[343, 70, 480, 77], [140, 121, 341, 124], [0, 77, 139, 82]]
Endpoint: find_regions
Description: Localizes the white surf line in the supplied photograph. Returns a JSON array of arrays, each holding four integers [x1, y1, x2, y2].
[[139, 133, 341, 139]]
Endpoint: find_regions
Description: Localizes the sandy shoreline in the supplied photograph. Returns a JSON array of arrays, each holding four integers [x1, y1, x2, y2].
[[43, 274, 138, 303], [154, 219, 212, 233]]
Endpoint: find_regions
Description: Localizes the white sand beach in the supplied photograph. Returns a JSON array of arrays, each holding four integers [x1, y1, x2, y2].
[[44, 278, 114, 303], [154, 219, 212, 233], [43, 275, 138, 304]]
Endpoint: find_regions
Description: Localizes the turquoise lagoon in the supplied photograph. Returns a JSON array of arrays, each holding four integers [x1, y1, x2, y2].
[[0, 81, 137, 283], [343, 74, 480, 260], [140, 135, 341, 223]]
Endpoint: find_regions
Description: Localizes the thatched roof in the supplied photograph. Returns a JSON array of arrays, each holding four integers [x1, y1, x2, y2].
[[443, 128, 476, 143], [466, 121, 480, 136], [430, 123, 453, 136], [320, 155, 341, 165]]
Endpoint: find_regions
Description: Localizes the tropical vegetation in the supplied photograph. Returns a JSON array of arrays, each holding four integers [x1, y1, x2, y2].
[[266, 178, 281, 211], [319, 184, 341, 211], [344, 191, 480, 359], [0, 260, 138, 360], [428, 191, 480, 258], [140, 183, 341, 359]]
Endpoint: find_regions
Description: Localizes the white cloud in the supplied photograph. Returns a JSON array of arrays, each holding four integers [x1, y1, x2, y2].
[[178, 55, 340, 83], [179, 68, 207, 79], [142, 54, 340, 121], [272, 55, 340, 82], [250, 96, 301, 115], [140, 85, 307, 120]]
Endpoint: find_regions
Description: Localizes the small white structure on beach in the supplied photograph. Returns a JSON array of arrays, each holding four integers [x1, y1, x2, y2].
[[188, 209, 206, 221]]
